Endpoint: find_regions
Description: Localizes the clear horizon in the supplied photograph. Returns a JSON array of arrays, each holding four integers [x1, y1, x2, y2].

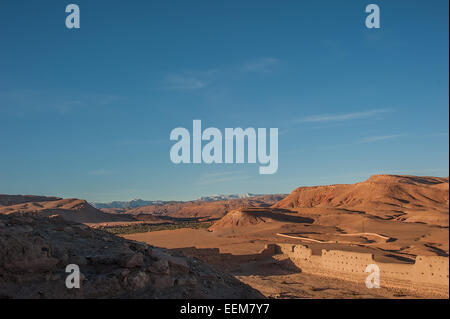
[[1, 0, 449, 202], [2, 172, 448, 203]]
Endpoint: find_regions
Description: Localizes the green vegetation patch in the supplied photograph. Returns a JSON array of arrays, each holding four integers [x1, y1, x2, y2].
[[99, 221, 213, 235]]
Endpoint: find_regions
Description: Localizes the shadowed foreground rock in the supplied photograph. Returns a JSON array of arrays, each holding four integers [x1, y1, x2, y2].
[[0, 213, 264, 299]]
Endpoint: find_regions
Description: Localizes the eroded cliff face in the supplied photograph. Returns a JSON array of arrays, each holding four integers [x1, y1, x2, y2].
[[0, 213, 263, 299]]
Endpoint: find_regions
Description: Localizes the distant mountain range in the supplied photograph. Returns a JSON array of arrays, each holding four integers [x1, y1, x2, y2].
[[197, 193, 263, 202], [2, 175, 448, 227], [91, 199, 177, 209], [92, 193, 265, 209]]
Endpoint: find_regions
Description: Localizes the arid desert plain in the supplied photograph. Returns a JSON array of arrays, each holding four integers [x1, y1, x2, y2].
[[0, 174, 448, 298]]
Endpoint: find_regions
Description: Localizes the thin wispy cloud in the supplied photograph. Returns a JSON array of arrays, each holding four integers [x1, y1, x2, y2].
[[88, 169, 112, 176], [159, 69, 218, 91], [159, 58, 280, 91], [201, 171, 237, 179], [359, 134, 404, 144], [298, 109, 392, 123], [304, 133, 405, 152], [196, 171, 251, 185], [0, 89, 122, 115], [160, 74, 207, 90], [243, 57, 280, 72], [115, 138, 166, 146]]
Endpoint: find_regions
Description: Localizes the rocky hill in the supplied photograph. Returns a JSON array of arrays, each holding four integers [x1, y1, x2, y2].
[[209, 207, 313, 232], [0, 194, 61, 206], [0, 213, 264, 299], [272, 175, 449, 225], [273, 175, 448, 211], [0, 197, 133, 224]]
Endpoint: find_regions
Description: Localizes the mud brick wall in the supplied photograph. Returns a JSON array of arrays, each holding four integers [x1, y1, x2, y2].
[[277, 243, 449, 294]]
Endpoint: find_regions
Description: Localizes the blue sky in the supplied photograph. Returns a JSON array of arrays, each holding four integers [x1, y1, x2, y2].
[[0, 0, 448, 202]]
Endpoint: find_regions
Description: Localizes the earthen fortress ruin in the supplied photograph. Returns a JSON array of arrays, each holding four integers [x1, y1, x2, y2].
[[176, 243, 449, 297]]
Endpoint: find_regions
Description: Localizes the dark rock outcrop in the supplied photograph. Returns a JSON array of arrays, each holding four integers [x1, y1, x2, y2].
[[0, 213, 264, 299]]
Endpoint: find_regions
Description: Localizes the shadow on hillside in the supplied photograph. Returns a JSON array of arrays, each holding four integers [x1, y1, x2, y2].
[[239, 208, 315, 224], [230, 256, 302, 276], [424, 243, 449, 257], [171, 246, 303, 276]]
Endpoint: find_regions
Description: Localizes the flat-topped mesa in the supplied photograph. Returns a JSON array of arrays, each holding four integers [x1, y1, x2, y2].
[[272, 174, 449, 212], [364, 174, 449, 185]]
